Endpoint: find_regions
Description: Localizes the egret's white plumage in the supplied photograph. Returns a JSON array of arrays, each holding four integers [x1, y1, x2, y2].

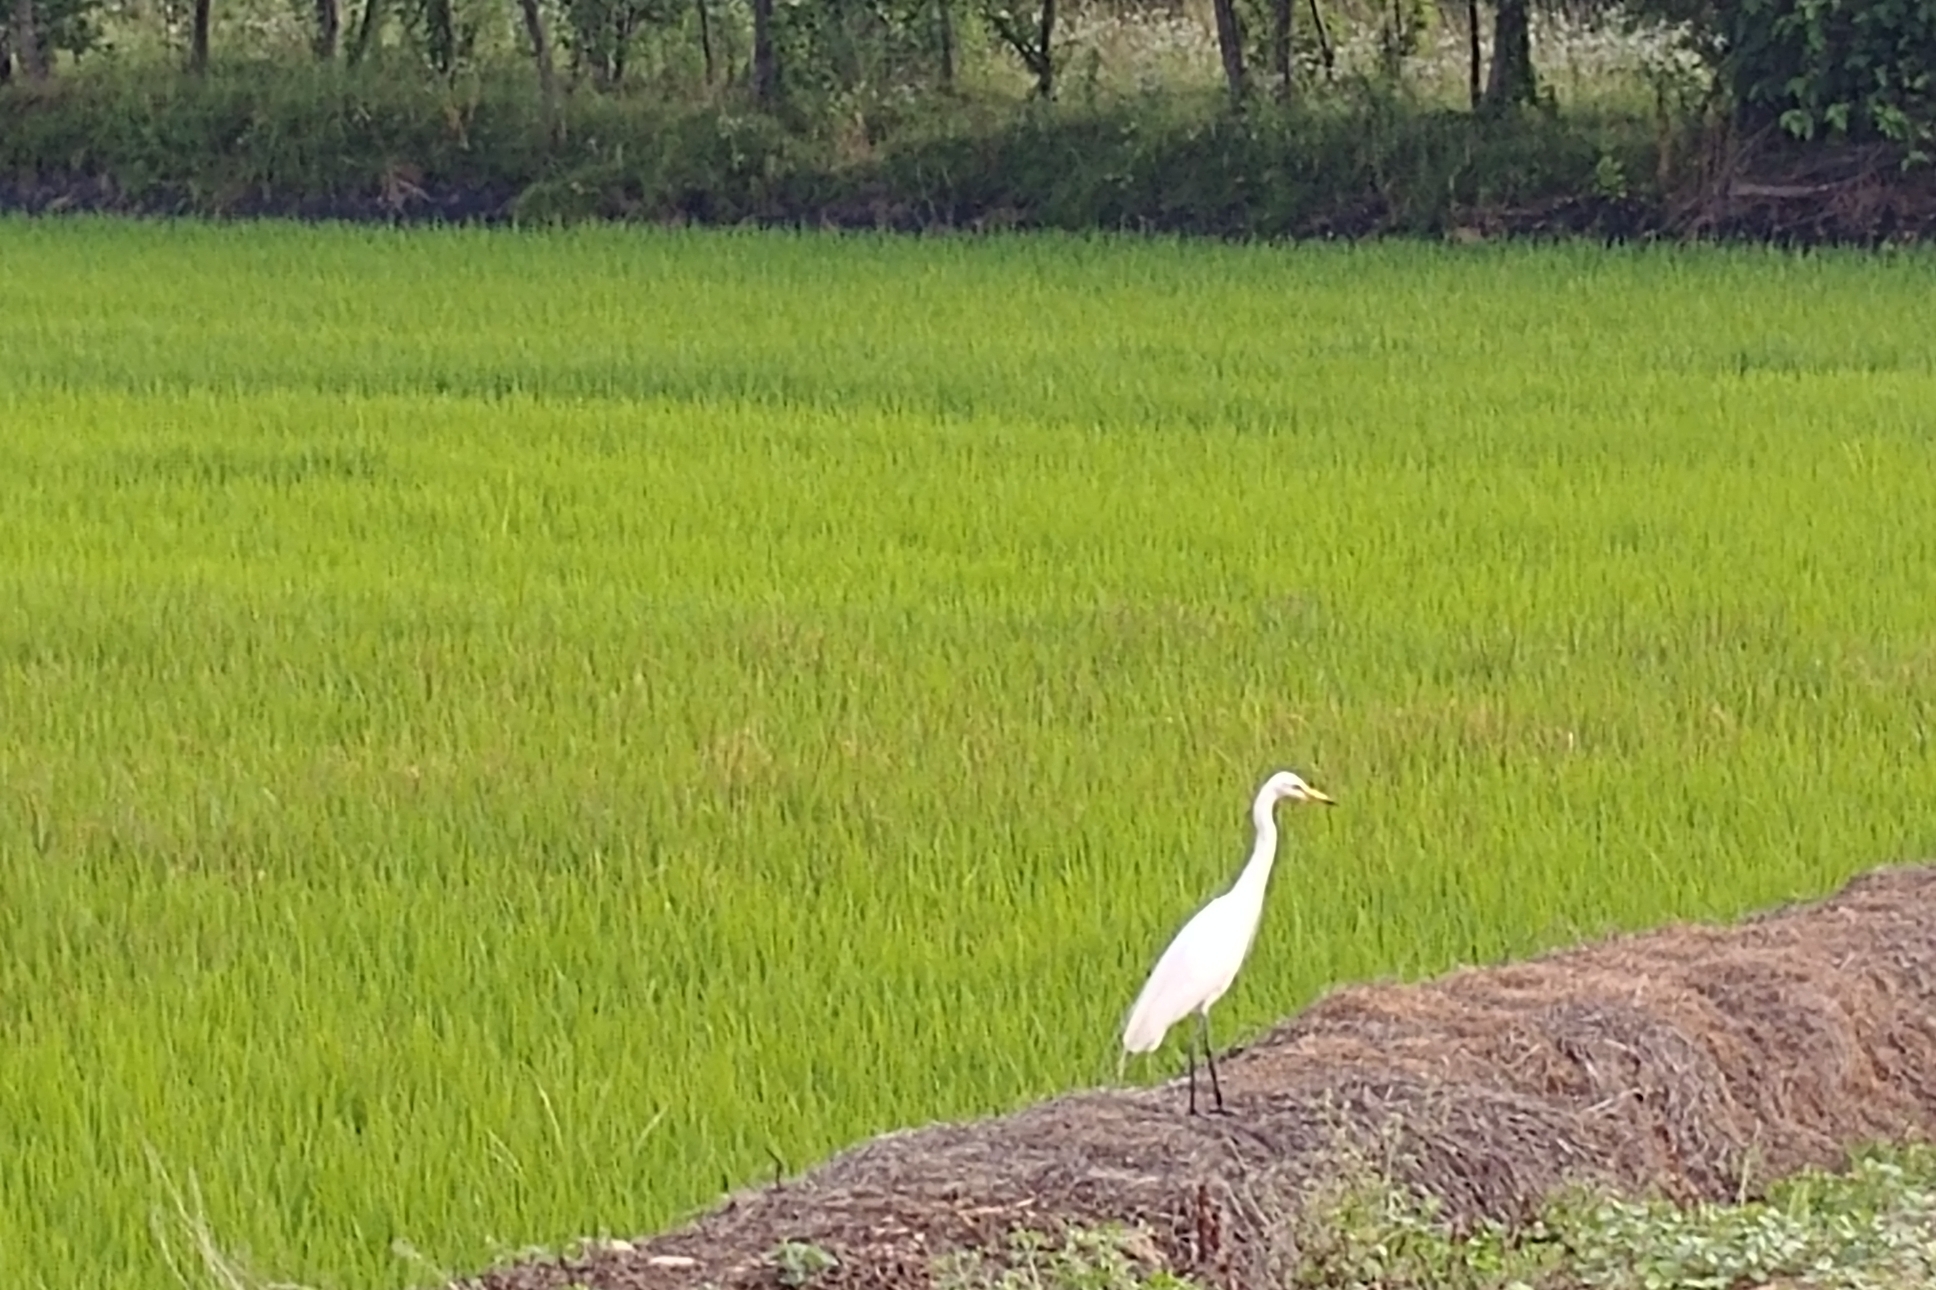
[[1122, 770, 1335, 1113]]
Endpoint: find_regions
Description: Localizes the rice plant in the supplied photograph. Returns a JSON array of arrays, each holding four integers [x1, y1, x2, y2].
[[2, 218, 1935, 1289]]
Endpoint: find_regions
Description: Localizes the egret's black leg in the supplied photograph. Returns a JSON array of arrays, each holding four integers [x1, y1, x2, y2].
[[1185, 1036, 1199, 1116], [1200, 1012, 1227, 1114]]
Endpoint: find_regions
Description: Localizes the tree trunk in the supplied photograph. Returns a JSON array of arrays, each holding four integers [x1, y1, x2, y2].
[[1269, 0, 1291, 101], [15, 0, 49, 78], [313, 0, 339, 58], [8, 0, 45, 79], [515, 0, 558, 135], [424, 0, 453, 73], [1306, 0, 1333, 80], [1211, 0, 1245, 101], [696, 0, 714, 85], [984, 1, 1054, 99], [1483, 0, 1535, 110], [1034, 0, 1053, 98], [751, 0, 776, 104], [600, 4, 634, 88], [348, 0, 380, 64], [1465, 0, 1480, 109], [189, 0, 210, 73], [936, 0, 953, 89]]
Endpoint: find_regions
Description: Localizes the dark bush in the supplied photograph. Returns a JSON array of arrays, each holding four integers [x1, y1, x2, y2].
[[0, 64, 1663, 233], [1638, 0, 1934, 159]]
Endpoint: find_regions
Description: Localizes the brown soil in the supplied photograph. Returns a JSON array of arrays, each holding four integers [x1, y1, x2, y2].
[[454, 862, 1936, 1290]]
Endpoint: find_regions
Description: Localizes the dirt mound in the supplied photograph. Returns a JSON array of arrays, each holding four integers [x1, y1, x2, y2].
[[458, 863, 1936, 1290]]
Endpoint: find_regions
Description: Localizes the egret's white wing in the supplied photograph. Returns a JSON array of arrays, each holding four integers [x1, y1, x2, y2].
[[1121, 897, 1237, 1053]]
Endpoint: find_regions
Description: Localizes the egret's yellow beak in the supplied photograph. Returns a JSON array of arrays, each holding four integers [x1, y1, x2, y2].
[[1306, 786, 1337, 806]]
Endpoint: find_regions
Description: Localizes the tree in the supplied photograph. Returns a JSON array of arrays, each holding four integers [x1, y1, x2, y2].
[[751, 0, 776, 103], [313, 0, 339, 57], [934, 0, 954, 89], [1268, 0, 1292, 101], [1483, 0, 1535, 109], [695, 0, 715, 84], [13, 0, 106, 71], [1211, 0, 1245, 100], [188, 0, 209, 72], [515, 0, 558, 133], [347, 0, 381, 63], [1465, 0, 1480, 108], [763, 0, 958, 103], [563, 0, 669, 87], [419, 0, 456, 72], [10, 0, 47, 78], [983, 0, 1053, 98], [1304, 0, 1333, 81]]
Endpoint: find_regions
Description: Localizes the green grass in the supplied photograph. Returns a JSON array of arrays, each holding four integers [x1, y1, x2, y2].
[[1297, 1143, 1936, 1289], [3, 218, 1936, 1290]]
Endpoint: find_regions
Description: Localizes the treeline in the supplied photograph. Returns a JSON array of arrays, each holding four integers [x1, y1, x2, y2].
[[4, 0, 1927, 140], [1, 0, 1541, 109]]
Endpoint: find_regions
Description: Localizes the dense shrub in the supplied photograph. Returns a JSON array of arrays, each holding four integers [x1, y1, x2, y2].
[[1641, 0, 1935, 158], [0, 63, 1659, 233], [1731, 0, 1934, 156]]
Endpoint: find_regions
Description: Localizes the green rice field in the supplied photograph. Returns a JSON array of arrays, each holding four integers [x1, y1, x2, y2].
[[3, 218, 1936, 1290]]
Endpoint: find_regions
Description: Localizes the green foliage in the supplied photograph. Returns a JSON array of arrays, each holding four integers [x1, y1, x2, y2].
[[4, 223, 1936, 1290], [509, 104, 810, 223], [866, 87, 1650, 236], [11, 0, 107, 63], [0, 59, 560, 200], [394, 0, 481, 76], [1293, 1144, 1936, 1289], [1631, 0, 1935, 160], [775, 0, 954, 100], [0, 63, 1661, 231], [558, 0, 679, 88], [1591, 149, 1629, 196], [1727, 0, 1936, 157], [770, 1239, 838, 1286], [1294, 1176, 1525, 1289]]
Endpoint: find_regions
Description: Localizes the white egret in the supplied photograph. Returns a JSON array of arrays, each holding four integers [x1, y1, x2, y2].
[[1121, 770, 1335, 1114]]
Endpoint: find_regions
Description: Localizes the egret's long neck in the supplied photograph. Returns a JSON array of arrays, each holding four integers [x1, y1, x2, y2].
[[1230, 792, 1282, 906]]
